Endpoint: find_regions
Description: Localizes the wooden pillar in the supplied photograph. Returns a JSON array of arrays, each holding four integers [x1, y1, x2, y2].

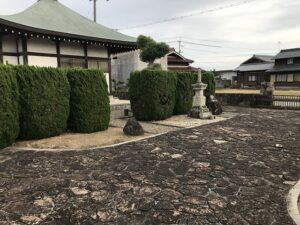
[[0, 34, 3, 64], [16, 37, 20, 65], [56, 41, 61, 67], [22, 37, 28, 65], [108, 52, 112, 94], [83, 44, 88, 69]]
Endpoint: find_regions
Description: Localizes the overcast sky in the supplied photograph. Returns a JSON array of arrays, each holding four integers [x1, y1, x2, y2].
[[1, 0, 300, 70]]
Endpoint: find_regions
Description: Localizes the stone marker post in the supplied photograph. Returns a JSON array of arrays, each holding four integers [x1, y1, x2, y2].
[[189, 68, 212, 119]]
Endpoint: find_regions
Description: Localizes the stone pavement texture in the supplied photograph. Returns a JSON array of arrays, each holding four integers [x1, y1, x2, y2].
[[0, 107, 299, 225]]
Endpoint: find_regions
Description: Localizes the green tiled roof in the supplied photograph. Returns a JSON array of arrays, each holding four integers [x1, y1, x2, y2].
[[0, 0, 136, 45]]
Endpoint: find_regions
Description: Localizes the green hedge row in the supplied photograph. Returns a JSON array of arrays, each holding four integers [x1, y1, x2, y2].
[[0, 65, 110, 149], [129, 69, 216, 120], [0, 65, 19, 149], [67, 69, 110, 133]]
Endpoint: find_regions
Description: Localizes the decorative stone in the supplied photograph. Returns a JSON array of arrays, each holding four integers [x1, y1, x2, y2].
[[123, 117, 144, 136]]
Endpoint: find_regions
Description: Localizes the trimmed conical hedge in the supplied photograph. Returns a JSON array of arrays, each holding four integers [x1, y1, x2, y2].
[[174, 72, 197, 115], [129, 69, 177, 121], [16, 66, 70, 140], [67, 69, 110, 133]]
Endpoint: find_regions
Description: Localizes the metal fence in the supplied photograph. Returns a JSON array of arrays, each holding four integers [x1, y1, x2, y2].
[[272, 95, 300, 110]]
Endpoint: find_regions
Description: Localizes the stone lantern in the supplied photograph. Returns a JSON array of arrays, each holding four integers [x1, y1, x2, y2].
[[189, 68, 212, 119]]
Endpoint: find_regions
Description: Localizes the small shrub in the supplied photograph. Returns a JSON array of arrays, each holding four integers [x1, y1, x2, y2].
[[202, 71, 216, 96], [0, 65, 19, 149], [129, 69, 177, 121], [16, 66, 70, 140], [137, 35, 170, 68], [67, 69, 110, 133], [174, 72, 197, 115]]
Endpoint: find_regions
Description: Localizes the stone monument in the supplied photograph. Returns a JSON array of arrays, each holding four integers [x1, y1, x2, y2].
[[189, 69, 213, 119]]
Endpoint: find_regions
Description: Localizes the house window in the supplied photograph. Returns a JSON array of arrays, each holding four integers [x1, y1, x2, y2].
[[287, 58, 294, 65], [88, 59, 109, 73], [276, 74, 287, 82], [294, 74, 300, 82], [248, 75, 257, 82], [60, 58, 85, 68]]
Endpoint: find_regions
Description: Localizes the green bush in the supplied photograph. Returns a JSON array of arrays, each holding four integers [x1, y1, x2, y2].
[[174, 72, 197, 115], [129, 69, 177, 121], [67, 69, 110, 133], [0, 65, 19, 149], [16, 66, 70, 140], [202, 71, 216, 96]]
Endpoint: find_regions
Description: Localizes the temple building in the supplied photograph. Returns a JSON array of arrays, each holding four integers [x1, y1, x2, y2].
[[0, 0, 137, 92]]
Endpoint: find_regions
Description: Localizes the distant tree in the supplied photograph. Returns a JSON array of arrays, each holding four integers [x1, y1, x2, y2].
[[137, 35, 170, 68]]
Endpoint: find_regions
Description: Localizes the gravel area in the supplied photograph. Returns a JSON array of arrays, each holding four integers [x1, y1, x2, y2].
[[0, 107, 299, 225], [10, 115, 230, 151]]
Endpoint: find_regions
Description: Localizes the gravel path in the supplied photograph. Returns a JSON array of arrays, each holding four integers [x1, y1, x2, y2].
[[0, 107, 299, 225]]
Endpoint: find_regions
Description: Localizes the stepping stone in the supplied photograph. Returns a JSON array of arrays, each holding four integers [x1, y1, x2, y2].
[[70, 187, 89, 196], [171, 154, 183, 159], [214, 140, 228, 144]]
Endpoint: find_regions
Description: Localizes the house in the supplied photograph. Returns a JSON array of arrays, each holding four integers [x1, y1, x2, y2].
[[0, 0, 137, 92], [267, 48, 300, 88], [215, 70, 237, 88], [235, 55, 274, 88], [167, 50, 199, 73], [111, 50, 168, 84]]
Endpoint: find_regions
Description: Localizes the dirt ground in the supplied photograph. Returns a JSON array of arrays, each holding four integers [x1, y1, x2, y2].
[[11, 115, 228, 151], [216, 88, 300, 96]]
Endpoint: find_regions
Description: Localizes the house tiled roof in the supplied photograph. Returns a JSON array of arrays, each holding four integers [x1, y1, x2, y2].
[[253, 55, 274, 63], [267, 64, 300, 73], [273, 48, 300, 59], [167, 51, 194, 63], [0, 0, 136, 45], [235, 62, 274, 72]]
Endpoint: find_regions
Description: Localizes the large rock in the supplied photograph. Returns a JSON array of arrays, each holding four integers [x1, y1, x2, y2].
[[207, 95, 223, 115], [123, 118, 144, 136]]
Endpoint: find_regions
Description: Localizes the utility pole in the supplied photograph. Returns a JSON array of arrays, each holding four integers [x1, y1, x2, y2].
[[93, 0, 97, 22], [278, 41, 281, 51], [90, 0, 110, 23], [178, 39, 183, 54]]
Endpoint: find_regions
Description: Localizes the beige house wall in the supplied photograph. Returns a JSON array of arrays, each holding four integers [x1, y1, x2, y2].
[[270, 74, 276, 83], [287, 74, 294, 82]]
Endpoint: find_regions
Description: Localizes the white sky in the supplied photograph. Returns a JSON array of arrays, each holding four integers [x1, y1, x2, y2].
[[1, 0, 300, 70]]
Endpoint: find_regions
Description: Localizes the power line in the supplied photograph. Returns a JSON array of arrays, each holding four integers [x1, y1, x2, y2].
[[116, 0, 259, 30], [167, 39, 275, 52]]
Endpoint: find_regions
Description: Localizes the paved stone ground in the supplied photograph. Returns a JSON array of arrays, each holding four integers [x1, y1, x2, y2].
[[0, 107, 300, 225]]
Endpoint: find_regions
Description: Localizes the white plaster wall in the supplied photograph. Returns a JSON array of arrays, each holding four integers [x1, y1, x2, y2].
[[2, 35, 17, 53], [18, 39, 22, 53], [60, 42, 84, 56], [28, 56, 57, 67], [27, 38, 56, 54], [3, 56, 18, 65], [104, 73, 110, 92], [87, 45, 108, 58], [111, 50, 168, 83], [18, 56, 24, 65], [219, 71, 237, 82]]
